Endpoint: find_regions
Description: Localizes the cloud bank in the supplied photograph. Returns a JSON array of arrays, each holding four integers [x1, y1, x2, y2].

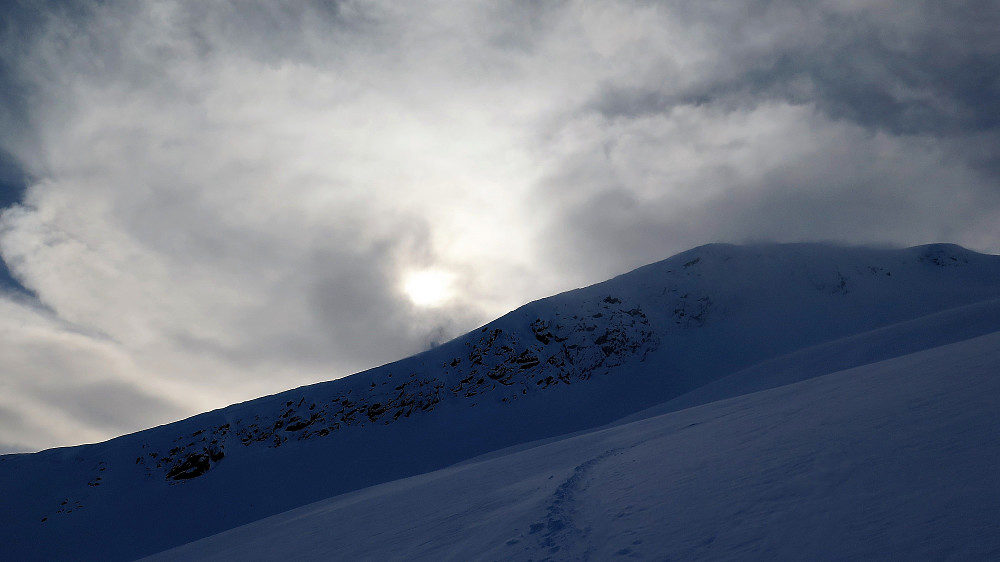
[[0, 0, 997, 451]]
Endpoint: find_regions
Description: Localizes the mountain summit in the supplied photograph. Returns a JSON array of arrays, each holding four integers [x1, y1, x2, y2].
[[3, 243, 1000, 560]]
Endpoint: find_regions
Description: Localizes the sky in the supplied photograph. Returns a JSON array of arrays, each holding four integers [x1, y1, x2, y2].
[[0, 0, 998, 453]]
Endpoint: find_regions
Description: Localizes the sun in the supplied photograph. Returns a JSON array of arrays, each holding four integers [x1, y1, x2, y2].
[[403, 269, 454, 307]]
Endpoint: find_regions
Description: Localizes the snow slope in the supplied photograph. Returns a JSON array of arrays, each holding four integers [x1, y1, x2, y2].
[[147, 330, 1000, 561], [2, 243, 1000, 560]]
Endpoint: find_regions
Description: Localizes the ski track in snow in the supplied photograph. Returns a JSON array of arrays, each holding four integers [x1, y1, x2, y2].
[[519, 447, 628, 560]]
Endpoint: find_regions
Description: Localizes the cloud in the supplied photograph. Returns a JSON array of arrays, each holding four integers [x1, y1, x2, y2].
[[529, 0, 1000, 281], [0, 0, 997, 451], [536, 101, 1000, 281], [0, 295, 189, 450]]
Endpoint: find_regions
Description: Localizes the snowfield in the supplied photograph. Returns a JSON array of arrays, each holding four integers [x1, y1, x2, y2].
[[2, 243, 1000, 560]]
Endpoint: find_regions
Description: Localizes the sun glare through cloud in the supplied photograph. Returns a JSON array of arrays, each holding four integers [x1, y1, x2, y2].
[[403, 269, 454, 308]]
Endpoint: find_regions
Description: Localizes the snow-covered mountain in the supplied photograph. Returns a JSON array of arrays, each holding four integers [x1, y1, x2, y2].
[[147, 330, 1000, 561], [3, 243, 1000, 560]]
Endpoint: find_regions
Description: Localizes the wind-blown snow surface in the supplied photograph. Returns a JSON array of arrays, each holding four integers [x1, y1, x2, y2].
[[2, 243, 1000, 560]]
